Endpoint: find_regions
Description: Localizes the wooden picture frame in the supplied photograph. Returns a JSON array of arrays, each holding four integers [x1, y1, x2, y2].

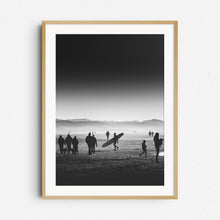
[[42, 21, 178, 199]]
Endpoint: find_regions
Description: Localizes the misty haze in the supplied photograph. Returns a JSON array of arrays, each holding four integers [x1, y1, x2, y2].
[[56, 118, 164, 135]]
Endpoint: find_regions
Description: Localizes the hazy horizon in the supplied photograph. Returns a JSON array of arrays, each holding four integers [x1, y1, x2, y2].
[[56, 117, 164, 122], [56, 117, 164, 135]]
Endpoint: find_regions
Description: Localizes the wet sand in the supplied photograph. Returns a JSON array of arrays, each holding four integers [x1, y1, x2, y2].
[[56, 137, 164, 185]]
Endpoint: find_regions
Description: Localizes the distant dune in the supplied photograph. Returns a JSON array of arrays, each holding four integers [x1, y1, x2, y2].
[[56, 118, 164, 134]]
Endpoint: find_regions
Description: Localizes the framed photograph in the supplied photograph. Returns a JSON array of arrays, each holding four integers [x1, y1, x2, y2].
[[42, 21, 178, 199]]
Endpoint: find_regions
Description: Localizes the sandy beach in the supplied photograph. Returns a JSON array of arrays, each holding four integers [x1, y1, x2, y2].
[[56, 134, 164, 185]]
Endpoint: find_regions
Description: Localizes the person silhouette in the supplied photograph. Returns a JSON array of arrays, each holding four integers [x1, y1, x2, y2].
[[106, 131, 110, 140], [85, 133, 93, 155], [113, 133, 119, 150], [72, 136, 79, 155], [65, 134, 72, 154], [91, 134, 97, 154], [58, 135, 65, 154], [140, 140, 147, 157], [153, 133, 163, 162], [149, 131, 152, 137]]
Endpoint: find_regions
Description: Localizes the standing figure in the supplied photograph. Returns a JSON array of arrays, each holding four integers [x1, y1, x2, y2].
[[106, 131, 110, 140], [148, 131, 152, 137], [153, 133, 163, 162], [139, 140, 147, 157], [113, 133, 119, 150], [58, 135, 65, 154], [72, 136, 79, 155], [91, 134, 97, 154], [65, 134, 72, 154], [152, 131, 154, 137], [85, 133, 92, 155]]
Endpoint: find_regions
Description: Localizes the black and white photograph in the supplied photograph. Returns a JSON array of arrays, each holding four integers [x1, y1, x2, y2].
[[56, 34, 165, 186]]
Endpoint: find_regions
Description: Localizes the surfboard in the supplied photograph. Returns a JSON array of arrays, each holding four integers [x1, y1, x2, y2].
[[102, 133, 124, 148]]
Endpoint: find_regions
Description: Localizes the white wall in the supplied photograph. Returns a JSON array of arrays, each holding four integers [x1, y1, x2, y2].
[[0, 0, 220, 219]]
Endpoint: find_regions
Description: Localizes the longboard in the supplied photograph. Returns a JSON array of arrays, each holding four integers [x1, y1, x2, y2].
[[102, 133, 124, 148]]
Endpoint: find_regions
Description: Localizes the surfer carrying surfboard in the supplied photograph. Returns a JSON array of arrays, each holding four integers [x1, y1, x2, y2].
[[113, 133, 119, 150], [102, 133, 123, 148]]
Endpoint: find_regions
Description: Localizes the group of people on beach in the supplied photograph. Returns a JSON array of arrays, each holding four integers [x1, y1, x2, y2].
[[148, 131, 154, 137], [57, 131, 163, 162], [85, 133, 97, 155], [140, 132, 164, 162], [57, 132, 119, 156], [57, 134, 79, 155], [105, 131, 119, 150]]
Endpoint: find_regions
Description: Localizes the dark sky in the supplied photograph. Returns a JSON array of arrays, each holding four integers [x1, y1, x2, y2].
[[56, 35, 164, 121]]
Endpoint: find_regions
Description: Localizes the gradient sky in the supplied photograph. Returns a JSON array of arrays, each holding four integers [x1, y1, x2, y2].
[[56, 35, 164, 121]]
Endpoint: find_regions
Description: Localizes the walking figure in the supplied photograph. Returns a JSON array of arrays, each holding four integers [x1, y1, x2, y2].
[[72, 136, 79, 155], [113, 133, 119, 150], [58, 135, 65, 154], [91, 134, 97, 154], [140, 140, 147, 157], [153, 133, 163, 162], [106, 131, 110, 140], [85, 133, 93, 155], [65, 134, 72, 154]]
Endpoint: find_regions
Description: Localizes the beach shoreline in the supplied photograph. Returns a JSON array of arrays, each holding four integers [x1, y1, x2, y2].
[[56, 147, 164, 185]]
